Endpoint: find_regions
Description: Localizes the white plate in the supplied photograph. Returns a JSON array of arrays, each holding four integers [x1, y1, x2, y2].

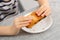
[[22, 12, 53, 33]]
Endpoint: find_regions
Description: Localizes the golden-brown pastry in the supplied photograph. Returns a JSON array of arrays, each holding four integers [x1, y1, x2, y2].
[[26, 12, 45, 28]]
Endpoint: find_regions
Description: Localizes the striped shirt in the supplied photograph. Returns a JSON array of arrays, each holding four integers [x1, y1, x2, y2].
[[0, 0, 18, 21]]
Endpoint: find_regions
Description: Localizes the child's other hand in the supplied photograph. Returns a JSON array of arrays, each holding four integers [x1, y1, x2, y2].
[[14, 16, 32, 29], [36, 3, 51, 17]]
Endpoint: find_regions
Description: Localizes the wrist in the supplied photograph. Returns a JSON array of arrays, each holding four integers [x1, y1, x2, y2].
[[40, 2, 49, 6], [11, 25, 20, 35], [37, 0, 49, 6]]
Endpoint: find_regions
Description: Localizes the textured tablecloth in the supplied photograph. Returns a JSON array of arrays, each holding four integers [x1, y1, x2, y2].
[[0, 0, 60, 40]]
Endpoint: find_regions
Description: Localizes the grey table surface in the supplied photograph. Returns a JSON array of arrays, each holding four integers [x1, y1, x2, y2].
[[0, 0, 60, 40]]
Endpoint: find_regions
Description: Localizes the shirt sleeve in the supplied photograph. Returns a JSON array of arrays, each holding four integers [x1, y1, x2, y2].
[[0, 0, 3, 2]]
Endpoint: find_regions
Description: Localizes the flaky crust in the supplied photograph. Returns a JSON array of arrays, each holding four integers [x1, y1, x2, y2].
[[26, 12, 44, 28]]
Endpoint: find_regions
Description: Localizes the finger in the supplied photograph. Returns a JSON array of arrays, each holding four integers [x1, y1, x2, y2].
[[15, 19, 32, 26], [38, 7, 47, 16], [18, 23, 30, 28], [45, 8, 51, 16], [41, 9, 50, 17], [25, 16, 32, 20], [19, 16, 32, 22], [19, 20, 32, 25], [36, 6, 46, 16], [14, 16, 32, 23], [14, 17, 32, 27], [14, 20, 32, 27], [14, 21, 30, 28], [36, 6, 44, 14], [45, 10, 51, 16], [17, 20, 32, 28], [14, 16, 24, 22]]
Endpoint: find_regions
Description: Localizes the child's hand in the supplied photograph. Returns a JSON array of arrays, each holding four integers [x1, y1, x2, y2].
[[36, 3, 51, 17], [13, 16, 32, 29]]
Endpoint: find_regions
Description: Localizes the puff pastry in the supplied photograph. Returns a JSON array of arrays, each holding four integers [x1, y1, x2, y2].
[[26, 12, 45, 28]]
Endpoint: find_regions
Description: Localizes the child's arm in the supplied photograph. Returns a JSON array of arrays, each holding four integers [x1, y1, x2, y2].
[[0, 26, 19, 35], [35, 0, 51, 17], [0, 16, 32, 35]]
